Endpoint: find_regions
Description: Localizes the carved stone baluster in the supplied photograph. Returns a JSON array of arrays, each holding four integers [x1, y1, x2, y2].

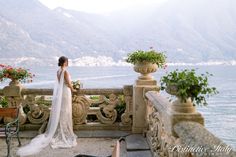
[[25, 95, 50, 124], [23, 95, 51, 133], [97, 93, 118, 124], [72, 95, 90, 125], [147, 107, 163, 156], [121, 85, 133, 125]]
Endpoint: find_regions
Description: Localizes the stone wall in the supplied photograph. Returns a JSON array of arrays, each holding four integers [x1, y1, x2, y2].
[[174, 121, 235, 157], [145, 91, 235, 157]]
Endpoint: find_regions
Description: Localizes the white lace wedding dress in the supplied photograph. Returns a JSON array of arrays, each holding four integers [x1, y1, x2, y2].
[[17, 69, 77, 156]]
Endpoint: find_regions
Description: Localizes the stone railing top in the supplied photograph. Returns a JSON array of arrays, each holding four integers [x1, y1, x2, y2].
[[174, 121, 235, 157], [145, 91, 171, 112], [22, 88, 124, 95], [145, 91, 204, 119], [0, 87, 132, 96]]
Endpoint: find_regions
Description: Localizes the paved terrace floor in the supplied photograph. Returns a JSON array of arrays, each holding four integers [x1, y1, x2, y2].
[[0, 131, 131, 157]]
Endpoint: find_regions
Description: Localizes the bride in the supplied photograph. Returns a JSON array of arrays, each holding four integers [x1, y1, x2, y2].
[[17, 56, 77, 156]]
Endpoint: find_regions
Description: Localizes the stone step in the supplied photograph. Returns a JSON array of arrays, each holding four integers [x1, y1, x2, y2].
[[126, 134, 150, 151], [127, 151, 152, 157], [119, 139, 127, 157], [118, 134, 153, 157]]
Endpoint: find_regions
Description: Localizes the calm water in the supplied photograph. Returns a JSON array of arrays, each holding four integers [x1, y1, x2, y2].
[[1, 65, 236, 149]]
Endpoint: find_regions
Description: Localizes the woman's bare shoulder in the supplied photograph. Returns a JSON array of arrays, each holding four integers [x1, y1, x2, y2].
[[64, 70, 69, 75]]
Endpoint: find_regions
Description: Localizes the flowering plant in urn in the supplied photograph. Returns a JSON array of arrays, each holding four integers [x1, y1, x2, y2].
[[160, 69, 218, 106], [126, 48, 167, 80], [126, 49, 166, 68], [0, 64, 35, 83]]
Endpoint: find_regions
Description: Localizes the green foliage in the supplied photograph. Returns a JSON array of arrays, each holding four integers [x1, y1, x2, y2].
[[126, 49, 167, 68], [89, 95, 100, 100], [160, 69, 218, 106], [115, 95, 126, 122], [0, 64, 34, 83], [0, 96, 8, 108], [89, 95, 100, 107]]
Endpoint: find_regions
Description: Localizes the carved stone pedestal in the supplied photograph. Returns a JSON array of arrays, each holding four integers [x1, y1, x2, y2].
[[3, 80, 27, 124], [172, 98, 196, 113], [132, 78, 159, 133]]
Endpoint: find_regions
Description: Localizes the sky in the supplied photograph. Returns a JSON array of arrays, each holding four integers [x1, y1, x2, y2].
[[38, 0, 168, 14]]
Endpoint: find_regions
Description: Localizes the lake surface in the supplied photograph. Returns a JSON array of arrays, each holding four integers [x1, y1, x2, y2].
[[1, 65, 235, 149]]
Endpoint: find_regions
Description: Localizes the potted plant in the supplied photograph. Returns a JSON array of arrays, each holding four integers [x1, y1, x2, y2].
[[160, 69, 218, 112], [0, 96, 8, 108], [0, 64, 34, 85], [126, 49, 166, 80], [0, 65, 33, 124]]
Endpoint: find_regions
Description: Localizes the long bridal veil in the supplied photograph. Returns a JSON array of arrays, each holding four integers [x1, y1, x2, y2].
[[17, 69, 66, 156]]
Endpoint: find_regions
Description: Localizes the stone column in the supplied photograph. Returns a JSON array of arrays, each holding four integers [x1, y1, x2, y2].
[[132, 78, 159, 133]]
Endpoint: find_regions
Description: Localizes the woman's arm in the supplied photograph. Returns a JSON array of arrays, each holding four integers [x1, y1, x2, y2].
[[64, 71, 76, 92]]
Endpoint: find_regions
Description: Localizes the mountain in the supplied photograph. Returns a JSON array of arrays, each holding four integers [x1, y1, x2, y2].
[[149, 0, 236, 62], [0, 16, 62, 58], [0, 0, 118, 59], [0, 0, 236, 64]]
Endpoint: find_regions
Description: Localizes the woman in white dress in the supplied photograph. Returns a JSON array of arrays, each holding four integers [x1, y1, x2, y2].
[[17, 56, 77, 156]]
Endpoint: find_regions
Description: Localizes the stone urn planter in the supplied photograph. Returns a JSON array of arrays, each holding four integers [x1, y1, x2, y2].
[[161, 69, 218, 113], [171, 97, 196, 113], [165, 83, 178, 95], [3, 79, 23, 100], [134, 62, 158, 80], [9, 79, 22, 86], [165, 84, 196, 113], [126, 49, 166, 81]]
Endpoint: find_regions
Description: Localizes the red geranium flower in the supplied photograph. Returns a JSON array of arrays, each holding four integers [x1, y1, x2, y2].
[[0, 65, 35, 83]]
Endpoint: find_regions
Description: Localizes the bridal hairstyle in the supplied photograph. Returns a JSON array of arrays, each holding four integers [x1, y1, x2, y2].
[[58, 56, 68, 66]]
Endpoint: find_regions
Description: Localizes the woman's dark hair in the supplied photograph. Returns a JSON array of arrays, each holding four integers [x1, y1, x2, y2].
[[58, 56, 68, 66]]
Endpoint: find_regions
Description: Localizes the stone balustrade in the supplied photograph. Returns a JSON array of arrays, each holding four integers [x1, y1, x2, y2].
[[1, 72, 235, 157], [145, 91, 235, 157], [0, 85, 133, 133]]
